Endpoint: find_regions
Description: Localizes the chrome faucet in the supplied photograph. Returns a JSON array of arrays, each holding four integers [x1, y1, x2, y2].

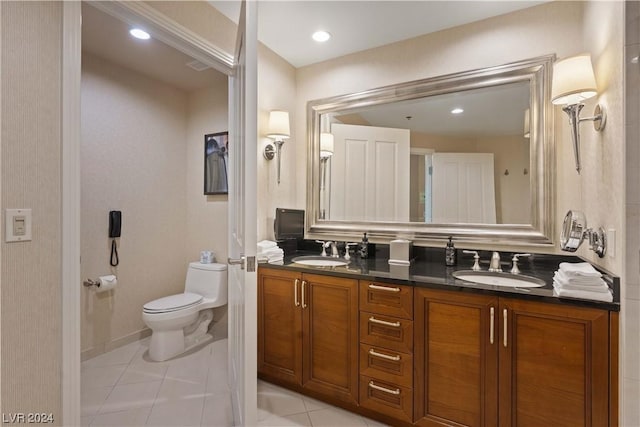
[[488, 251, 502, 272], [324, 241, 340, 258]]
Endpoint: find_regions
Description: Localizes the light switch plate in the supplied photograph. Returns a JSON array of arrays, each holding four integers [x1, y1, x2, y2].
[[6, 209, 32, 242], [607, 229, 615, 258]]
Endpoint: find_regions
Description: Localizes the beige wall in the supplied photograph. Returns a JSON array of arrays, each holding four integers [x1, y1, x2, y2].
[[185, 82, 230, 339], [624, 2, 640, 425], [296, 0, 630, 420], [0, 1, 63, 421], [295, 1, 623, 268], [81, 53, 189, 354], [257, 45, 298, 241], [81, 53, 229, 355]]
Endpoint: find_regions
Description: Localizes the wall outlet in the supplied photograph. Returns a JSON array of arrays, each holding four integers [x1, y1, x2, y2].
[[5, 209, 32, 242]]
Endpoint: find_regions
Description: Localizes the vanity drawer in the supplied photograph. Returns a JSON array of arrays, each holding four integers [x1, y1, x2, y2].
[[360, 312, 413, 354], [359, 343, 412, 388], [359, 375, 413, 424], [359, 281, 413, 319]]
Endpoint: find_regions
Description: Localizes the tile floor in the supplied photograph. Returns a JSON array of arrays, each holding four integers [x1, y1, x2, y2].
[[81, 337, 388, 427]]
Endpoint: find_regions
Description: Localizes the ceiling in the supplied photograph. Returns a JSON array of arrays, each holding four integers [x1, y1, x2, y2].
[[209, 1, 548, 68], [81, 1, 540, 135], [81, 3, 226, 92], [337, 81, 531, 137]]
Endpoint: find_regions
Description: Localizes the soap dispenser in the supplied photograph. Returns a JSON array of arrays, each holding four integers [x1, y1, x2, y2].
[[445, 236, 457, 266], [359, 233, 369, 259]]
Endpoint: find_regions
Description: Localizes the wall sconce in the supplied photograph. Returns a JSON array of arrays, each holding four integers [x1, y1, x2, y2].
[[551, 54, 606, 174], [264, 110, 290, 184], [319, 132, 334, 190], [523, 108, 530, 139]]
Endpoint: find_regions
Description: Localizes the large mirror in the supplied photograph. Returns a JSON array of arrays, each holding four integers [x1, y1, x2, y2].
[[306, 55, 555, 246]]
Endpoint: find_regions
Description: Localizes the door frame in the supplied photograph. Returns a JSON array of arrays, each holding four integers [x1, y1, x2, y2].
[[61, 2, 234, 424]]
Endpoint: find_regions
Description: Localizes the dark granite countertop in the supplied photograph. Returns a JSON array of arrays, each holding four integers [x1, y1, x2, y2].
[[260, 246, 620, 312]]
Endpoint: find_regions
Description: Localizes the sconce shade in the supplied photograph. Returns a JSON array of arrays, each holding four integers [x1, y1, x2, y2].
[[523, 108, 530, 138], [267, 110, 290, 140], [320, 132, 334, 158], [551, 54, 597, 105]]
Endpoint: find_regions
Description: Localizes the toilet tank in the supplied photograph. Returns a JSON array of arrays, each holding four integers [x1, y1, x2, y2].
[[185, 262, 227, 301]]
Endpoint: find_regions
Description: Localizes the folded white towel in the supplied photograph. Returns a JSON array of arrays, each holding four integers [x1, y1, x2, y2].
[[262, 249, 284, 258], [553, 280, 610, 293], [259, 247, 283, 256], [554, 271, 606, 287], [267, 252, 283, 259], [257, 240, 278, 252], [558, 262, 602, 278], [268, 257, 284, 264], [553, 283, 613, 302]]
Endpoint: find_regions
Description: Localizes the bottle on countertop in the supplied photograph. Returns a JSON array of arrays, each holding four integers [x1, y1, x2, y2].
[[359, 233, 369, 259], [445, 236, 457, 266]]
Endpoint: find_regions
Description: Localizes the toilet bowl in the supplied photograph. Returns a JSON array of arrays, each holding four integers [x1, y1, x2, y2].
[[142, 262, 227, 361]]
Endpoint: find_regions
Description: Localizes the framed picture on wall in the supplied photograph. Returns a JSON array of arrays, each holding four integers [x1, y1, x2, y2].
[[204, 131, 229, 195]]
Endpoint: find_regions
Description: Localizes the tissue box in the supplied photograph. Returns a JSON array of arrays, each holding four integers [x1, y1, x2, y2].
[[389, 239, 413, 265]]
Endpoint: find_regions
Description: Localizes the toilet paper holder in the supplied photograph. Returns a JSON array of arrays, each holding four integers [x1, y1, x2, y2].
[[83, 278, 101, 287]]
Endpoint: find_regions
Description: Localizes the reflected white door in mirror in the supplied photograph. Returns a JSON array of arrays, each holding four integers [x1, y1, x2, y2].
[[306, 55, 555, 247]]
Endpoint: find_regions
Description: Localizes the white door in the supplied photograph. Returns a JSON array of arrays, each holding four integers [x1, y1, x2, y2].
[[228, 1, 257, 425], [330, 124, 410, 221], [431, 152, 496, 224]]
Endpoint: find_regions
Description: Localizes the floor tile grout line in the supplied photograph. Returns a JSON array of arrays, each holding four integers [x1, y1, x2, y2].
[[145, 353, 172, 426], [198, 344, 214, 426], [91, 365, 128, 418]]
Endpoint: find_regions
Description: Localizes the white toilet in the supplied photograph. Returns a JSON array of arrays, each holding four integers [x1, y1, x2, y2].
[[142, 262, 228, 361]]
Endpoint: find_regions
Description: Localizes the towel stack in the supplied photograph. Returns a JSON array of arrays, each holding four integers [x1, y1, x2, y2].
[[552, 262, 612, 302], [257, 240, 284, 264]]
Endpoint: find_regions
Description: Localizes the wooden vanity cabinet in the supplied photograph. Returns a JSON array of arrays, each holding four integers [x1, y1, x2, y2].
[[499, 298, 610, 427], [359, 281, 415, 424], [414, 289, 498, 427], [414, 288, 613, 427], [257, 269, 302, 385], [257, 268, 359, 405]]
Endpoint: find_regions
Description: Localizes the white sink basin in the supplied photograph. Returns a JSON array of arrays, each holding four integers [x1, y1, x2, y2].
[[453, 270, 546, 288], [292, 256, 348, 267]]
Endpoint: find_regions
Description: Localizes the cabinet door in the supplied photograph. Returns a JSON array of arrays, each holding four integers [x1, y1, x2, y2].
[[499, 298, 609, 427], [302, 273, 359, 404], [414, 289, 498, 427], [257, 269, 303, 385]]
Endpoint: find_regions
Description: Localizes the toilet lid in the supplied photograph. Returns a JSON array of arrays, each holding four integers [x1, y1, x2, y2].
[[143, 292, 203, 313]]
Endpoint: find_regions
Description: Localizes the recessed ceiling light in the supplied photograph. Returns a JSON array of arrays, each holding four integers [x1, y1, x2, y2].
[[129, 28, 151, 40], [451, 108, 464, 114], [312, 30, 331, 42]]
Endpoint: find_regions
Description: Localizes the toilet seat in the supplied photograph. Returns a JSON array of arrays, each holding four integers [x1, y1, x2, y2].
[[143, 292, 203, 314]]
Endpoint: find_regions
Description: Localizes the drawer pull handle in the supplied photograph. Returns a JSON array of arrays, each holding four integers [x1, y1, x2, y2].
[[369, 316, 401, 327], [368, 381, 400, 395], [294, 279, 300, 307], [490, 306, 494, 344], [301, 280, 307, 309], [368, 284, 400, 293], [369, 349, 401, 361], [503, 308, 508, 348]]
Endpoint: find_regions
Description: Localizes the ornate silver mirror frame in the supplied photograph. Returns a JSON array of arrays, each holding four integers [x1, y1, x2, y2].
[[306, 55, 555, 247]]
